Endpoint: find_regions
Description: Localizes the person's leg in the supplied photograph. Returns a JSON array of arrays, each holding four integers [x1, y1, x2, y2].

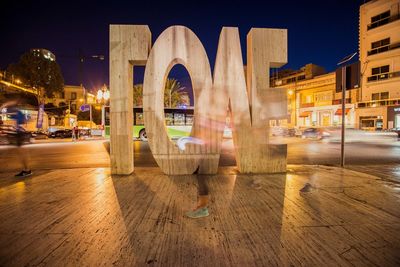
[[186, 173, 210, 218], [14, 134, 31, 177], [17, 146, 29, 171], [197, 175, 209, 208]]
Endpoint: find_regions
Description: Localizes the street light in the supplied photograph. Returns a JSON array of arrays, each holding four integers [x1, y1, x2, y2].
[[96, 85, 109, 103], [97, 85, 109, 137], [57, 51, 105, 103], [337, 52, 357, 168]]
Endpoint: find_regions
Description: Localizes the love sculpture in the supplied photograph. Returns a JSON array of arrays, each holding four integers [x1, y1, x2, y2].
[[109, 25, 288, 175]]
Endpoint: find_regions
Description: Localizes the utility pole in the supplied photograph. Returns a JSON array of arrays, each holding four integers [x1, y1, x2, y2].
[[58, 50, 104, 104], [89, 104, 92, 137], [340, 66, 346, 167], [337, 52, 357, 168]]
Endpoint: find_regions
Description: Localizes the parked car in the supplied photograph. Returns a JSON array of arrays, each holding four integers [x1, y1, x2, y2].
[[49, 129, 72, 138], [0, 125, 32, 145]]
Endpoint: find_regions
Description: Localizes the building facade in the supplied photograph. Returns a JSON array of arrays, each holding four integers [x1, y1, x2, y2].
[[296, 72, 358, 128], [47, 85, 96, 114], [271, 64, 327, 127], [357, 0, 400, 130], [271, 64, 358, 129]]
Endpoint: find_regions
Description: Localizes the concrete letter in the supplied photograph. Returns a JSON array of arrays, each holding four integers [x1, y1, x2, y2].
[[110, 25, 151, 174]]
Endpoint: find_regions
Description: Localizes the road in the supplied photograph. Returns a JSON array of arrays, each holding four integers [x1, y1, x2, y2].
[[1, 137, 400, 172]]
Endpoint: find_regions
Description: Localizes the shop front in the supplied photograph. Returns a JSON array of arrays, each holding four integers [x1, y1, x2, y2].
[[355, 106, 387, 130], [298, 110, 313, 127], [297, 104, 355, 128], [387, 105, 400, 130]]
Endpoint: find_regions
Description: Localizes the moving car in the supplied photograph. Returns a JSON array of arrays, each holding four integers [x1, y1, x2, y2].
[[324, 128, 398, 143], [31, 130, 48, 140], [0, 125, 32, 145], [301, 128, 330, 140], [271, 126, 301, 137], [390, 128, 400, 138]]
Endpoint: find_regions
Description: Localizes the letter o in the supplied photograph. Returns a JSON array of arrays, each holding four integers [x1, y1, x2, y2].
[[143, 26, 218, 175]]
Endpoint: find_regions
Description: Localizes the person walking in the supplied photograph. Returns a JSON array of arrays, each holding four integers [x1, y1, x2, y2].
[[185, 167, 210, 218], [72, 122, 79, 141], [10, 104, 32, 177]]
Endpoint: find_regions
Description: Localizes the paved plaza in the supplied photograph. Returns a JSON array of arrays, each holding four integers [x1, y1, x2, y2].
[[0, 165, 399, 266]]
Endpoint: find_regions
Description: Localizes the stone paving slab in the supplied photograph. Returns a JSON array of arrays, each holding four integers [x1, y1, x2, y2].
[[0, 165, 399, 266]]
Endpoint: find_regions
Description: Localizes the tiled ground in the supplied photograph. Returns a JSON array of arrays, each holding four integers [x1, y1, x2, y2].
[[0, 165, 399, 266]]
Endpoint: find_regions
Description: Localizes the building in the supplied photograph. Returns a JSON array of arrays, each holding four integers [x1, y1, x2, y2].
[[357, 0, 400, 130], [0, 106, 49, 131], [271, 63, 326, 88], [271, 64, 327, 127], [271, 62, 360, 129], [31, 48, 56, 61], [296, 72, 357, 128], [47, 85, 96, 114]]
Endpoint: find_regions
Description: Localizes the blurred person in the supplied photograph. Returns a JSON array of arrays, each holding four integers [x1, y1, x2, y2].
[[4, 99, 32, 177], [177, 137, 210, 218], [186, 166, 210, 218], [72, 122, 79, 142]]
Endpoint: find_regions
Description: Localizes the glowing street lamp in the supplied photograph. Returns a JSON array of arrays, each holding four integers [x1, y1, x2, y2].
[[103, 90, 110, 101], [96, 85, 109, 137], [97, 90, 103, 101], [96, 85, 109, 103]]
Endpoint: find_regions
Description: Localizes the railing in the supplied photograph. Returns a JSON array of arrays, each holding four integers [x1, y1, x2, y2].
[[300, 102, 314, 108], [0, 78, 38, 95], [367, 42, 400, 56], [357, 98, 400, 108], [367, 71, 400, 82], [332, 98, 351, 105], [367, 14, 400, 30]]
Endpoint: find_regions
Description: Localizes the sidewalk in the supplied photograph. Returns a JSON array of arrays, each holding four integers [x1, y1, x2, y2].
[[32, 135, 106, 144], [0, 165, 399, 266]]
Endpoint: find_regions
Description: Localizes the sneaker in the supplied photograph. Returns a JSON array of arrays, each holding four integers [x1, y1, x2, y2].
[[15, 170, 32, 177], [185, 207, 209, 218], [300, 183, 312, 193], [23, 170, 32, 177], [15, 171, 25, 177]]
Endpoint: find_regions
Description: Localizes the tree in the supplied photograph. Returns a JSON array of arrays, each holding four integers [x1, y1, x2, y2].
[[164, 78, 187, 108], [133, 84, 143, 107], [132, 78, 188, 107], [7, 50, 65, 98]]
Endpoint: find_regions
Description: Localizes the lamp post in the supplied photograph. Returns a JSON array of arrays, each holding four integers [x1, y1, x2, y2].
[[97, 85, 110, 137], [79, 52, 105, 104], [337, 52, 357, 168], [57, 51, 105, 104]]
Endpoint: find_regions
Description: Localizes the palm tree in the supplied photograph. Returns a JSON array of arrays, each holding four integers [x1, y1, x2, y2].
[[132, 78, 188, 107], [133, 84, 143, 107], [163, 78, 186, 108]]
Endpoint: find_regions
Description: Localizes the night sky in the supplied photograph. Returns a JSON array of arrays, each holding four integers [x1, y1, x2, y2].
[[1, 0, 363, 95]]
